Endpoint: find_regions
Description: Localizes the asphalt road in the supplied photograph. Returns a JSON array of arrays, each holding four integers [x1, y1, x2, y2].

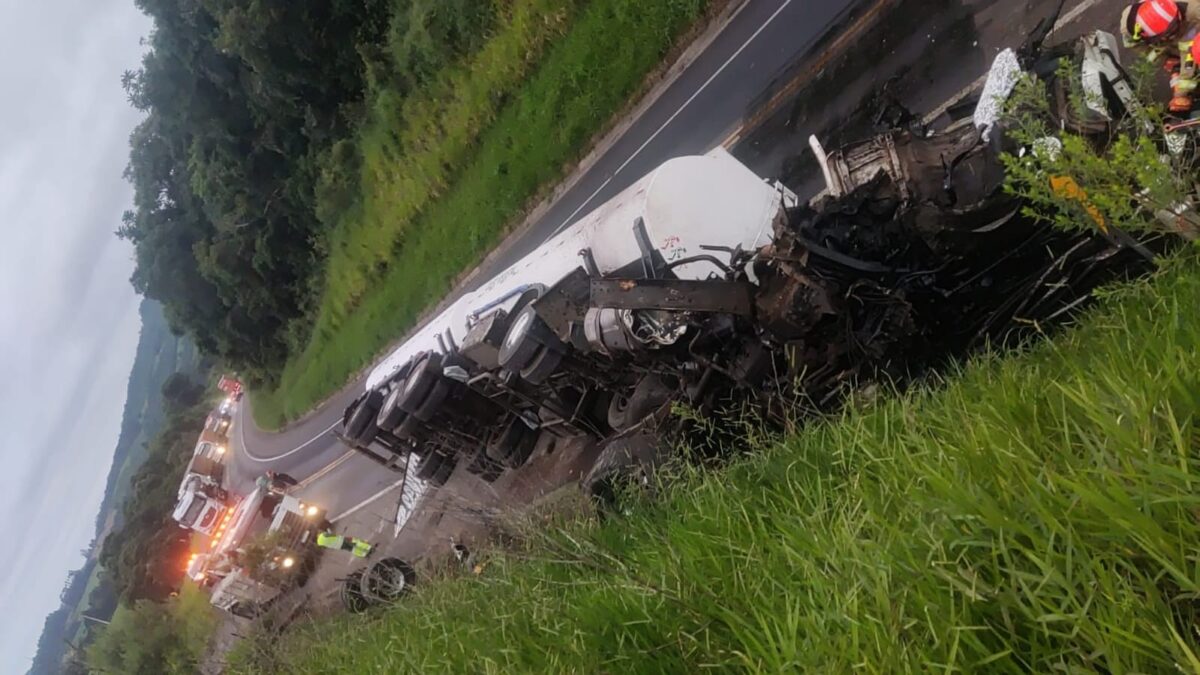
[[229, 0, 1123, 519]]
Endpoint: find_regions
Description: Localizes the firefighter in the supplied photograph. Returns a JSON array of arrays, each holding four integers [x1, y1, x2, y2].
[[316, 530, 374, 558], [1121, 0, 1200, 114]]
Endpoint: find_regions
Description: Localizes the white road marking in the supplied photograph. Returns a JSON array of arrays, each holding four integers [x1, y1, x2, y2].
[[330, 478, 408, 523], [237, 405, 339, 463], [542, 0, 796, 242]]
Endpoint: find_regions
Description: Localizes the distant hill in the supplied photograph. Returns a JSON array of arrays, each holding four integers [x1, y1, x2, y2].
[[26, 299, 208, 675], [92, 299, 205, 534]]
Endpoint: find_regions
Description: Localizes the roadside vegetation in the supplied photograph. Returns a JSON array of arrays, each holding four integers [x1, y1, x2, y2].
[[230, 249, 1200, 673], [86, 583, 218, 674]]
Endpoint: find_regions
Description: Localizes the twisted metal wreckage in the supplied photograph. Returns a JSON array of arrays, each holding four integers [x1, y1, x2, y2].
[[325, 24, 1191, 609]]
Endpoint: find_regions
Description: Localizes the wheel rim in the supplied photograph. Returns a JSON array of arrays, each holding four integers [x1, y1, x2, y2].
[[404, 362, 426, 396], [611, 395, 629, 416], [505, 310, 534, 351], [384, 382, 404, 412]]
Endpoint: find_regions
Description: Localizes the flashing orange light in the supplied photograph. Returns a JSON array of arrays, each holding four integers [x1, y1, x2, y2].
[[209, 509, 236, 549]]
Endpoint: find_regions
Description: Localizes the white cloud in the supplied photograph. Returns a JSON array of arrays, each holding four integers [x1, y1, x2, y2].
[[0, 0, 153, 671]]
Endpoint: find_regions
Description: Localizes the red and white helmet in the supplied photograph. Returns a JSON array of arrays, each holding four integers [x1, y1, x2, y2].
[[1123, 0, 1183, 42]]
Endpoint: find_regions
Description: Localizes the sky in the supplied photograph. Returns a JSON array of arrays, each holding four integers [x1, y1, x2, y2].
[[0, 0, 153, 671]]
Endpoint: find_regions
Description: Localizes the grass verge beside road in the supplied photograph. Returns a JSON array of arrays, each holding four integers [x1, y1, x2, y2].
[[253, 0, 712, 427], [233, 251, 1200, 672]]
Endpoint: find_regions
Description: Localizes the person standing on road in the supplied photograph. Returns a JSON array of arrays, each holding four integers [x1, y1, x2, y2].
[[1121, 0, 1200, 113], [316, 530, 373, 558]]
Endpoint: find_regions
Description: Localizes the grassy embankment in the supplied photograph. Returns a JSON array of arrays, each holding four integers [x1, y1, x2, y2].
[[233, 252, 1200, 672], [252, 0, 711, 427]]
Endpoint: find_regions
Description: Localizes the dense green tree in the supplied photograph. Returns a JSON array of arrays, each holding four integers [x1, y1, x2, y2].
[[119, 0, 501, 383], [85, 601, 192, 674], [119, 0, 391, 382], [160, 372, 205, 409], [99, 391, 208, 602]]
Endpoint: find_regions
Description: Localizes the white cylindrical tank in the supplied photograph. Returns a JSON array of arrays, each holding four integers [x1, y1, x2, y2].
[[366, 148, 785, 389]]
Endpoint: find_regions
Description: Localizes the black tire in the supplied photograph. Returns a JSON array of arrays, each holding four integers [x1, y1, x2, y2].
[[341, 571, 371, 613], [364, 558, 417, 601], [229, 601, 262, 620], [345, 389, 386, 442], [582, 433, 664, 507], [489, 418, 537, 469], [412, 378, 451, 422], [394, 414, 424, 442], [499, 306, 561, 373], [376, 381, 408, 431], [430, 453, 456, 487], [607, 375, 674, 432], [398, 353, 443, 415], [415, 451, 446, 482], [520, 345, 563, 384]]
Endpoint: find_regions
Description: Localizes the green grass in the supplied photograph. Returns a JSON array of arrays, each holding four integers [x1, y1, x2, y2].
[[322, 0, 580, 315], [174, 583, 219, 654], [86, 584, 218, 674], [252, 0, 711, 427], [233, 252, 1200, 672]]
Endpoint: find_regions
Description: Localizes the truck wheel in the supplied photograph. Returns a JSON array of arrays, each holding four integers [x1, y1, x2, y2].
[[394, 414, 424, 442], [398, 353, 443, 415], [345, 389, 386, 442], [364, 558, 417, 601], [520, 345, 564, 385], [582, 433, 664, 508], [229, 601, 262, 620], [489, 418, 537, 469], [608, 375, 674, 433], [412, 379, 450, 422], [499, 306, 562, 373], [431, 453, 456, 487], [376, 381, 408, 431], [415, 451, 447, 482], [341, 571, 371, 613]]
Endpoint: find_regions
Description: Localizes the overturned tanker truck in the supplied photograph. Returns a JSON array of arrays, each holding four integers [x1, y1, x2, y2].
[[337, 30, 1151, 491]]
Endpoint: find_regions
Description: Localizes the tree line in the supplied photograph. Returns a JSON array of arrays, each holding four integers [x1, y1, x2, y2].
[[99, 372, 210, 603], [119, 0, 497, 384]]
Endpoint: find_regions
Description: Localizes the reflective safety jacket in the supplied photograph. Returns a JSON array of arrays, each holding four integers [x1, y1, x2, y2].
[[351, 540, 373, 558], [316, 532, 345, 550]]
